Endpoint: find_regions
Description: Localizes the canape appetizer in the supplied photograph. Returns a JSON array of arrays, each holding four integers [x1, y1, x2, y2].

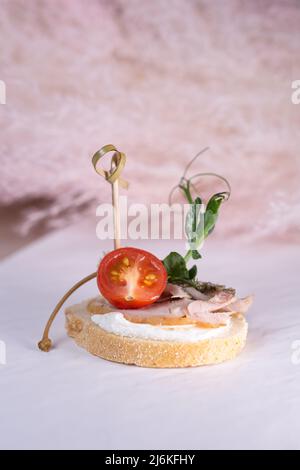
[[39, 145, 253, 368]]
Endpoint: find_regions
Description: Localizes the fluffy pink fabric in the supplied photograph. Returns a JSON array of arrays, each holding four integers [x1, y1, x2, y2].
[[1, 0, 299, 240]]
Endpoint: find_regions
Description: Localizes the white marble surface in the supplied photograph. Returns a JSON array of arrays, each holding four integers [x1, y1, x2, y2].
[[0, 223, 299, 450]]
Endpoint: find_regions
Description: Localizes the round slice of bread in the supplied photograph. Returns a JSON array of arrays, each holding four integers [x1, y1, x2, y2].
[[65, 297, 248, 368]]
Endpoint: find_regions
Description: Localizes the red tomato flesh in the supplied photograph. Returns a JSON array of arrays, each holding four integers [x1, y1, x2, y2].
[[97, 247, 167, 309]]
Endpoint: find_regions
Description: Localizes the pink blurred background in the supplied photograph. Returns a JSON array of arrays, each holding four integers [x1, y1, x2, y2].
[[0, 0, 299, 258]]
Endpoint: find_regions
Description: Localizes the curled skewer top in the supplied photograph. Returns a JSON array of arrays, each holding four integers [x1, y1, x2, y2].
[[168, 148, 231, 205], [92, 144, 128, 189]]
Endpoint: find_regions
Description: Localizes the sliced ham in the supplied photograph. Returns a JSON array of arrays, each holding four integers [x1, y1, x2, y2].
[[96, 282, 253, 329], [189, 311, 230, 328], [221, 295, 254, 314], [183, 286, 209, 301], [186, 290, 238, 327], [208, 290, 236, 308], [155, 283, 191, 303], [186, 301, 231, 327], [121, 298, 191, 320], [186, 290, 253, 327], [187, 291, 236, 317]]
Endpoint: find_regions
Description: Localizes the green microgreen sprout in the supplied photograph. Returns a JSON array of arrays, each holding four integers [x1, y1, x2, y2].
[[163, 148, 231, 286]]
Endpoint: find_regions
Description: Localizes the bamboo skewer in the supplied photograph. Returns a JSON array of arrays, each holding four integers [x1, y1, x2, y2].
[[38, 272, 97, 352], [38, 144, 128, 351], [111, 161, 121, 249], [92, 144, 128, 249], [112, 179, 121, 249]]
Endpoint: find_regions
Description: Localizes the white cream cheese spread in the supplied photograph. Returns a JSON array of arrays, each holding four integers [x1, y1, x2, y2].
[[91, 312, 231, 343]]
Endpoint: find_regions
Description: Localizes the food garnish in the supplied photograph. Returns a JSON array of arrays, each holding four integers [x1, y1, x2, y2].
[[97, 247, 167, 309], [163, 149, 231, 288]]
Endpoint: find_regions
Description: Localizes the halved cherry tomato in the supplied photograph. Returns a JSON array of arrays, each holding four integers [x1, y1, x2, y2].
[[97, 247, 167, 309]]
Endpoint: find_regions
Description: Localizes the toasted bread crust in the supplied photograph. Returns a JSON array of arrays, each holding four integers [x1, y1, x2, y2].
[[65, 298, 248, 368]]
